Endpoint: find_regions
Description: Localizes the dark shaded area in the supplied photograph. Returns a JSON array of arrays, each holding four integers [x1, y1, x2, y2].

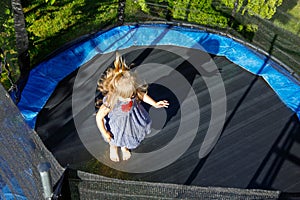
[[13, 50, 30, 103], [273, 0, 299, 24], [36, 67, 94, 166], [36, 46, 300, 193], [52, 168, 72, 200], [248, 112, 300, 190], [279, 192, 300, 200]]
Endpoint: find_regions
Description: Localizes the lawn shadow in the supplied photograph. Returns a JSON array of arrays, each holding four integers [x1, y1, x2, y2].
[[273, 0, 299, 24]]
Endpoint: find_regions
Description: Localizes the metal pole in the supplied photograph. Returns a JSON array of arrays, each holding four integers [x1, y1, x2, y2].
[[118, 0, 126, 25], [38, 162, 53, 200], [11, 0, 30, 103]]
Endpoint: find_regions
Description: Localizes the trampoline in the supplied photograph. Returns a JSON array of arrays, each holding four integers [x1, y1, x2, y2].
[[18, 24, 300, 193]]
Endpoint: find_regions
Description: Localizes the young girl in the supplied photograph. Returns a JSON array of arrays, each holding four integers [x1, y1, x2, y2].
[[96, 53, 169, 162]]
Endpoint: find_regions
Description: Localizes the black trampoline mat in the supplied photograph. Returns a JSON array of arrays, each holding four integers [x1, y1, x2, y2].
[[35, 46, 300, 192]]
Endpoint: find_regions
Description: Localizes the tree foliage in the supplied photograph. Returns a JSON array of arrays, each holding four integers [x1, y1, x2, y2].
[[138, 0, 283, 28], [45, 0, 56, 5], [24, 0, 118, 66], [0, 0, 19, 89], [217, 0, 283, 19], [187, 0, 228, 27]]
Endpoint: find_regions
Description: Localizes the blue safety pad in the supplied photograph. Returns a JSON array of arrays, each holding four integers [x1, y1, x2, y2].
[[17, 24, 300, 128]]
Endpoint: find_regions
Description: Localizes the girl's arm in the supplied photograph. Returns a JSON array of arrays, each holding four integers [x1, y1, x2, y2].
[[138, 92, 169, 108], [96, 104, 112, 142]]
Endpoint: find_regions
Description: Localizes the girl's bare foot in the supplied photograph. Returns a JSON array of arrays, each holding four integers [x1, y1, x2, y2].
[[110, 145, 119, 162], [121, 147, 131, 160]]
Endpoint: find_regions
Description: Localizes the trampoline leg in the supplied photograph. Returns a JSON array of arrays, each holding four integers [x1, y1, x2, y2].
[[38, 162, 53, 200]]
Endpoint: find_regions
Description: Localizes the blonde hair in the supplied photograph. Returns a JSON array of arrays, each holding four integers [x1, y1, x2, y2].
[[97, 52, 148, 109]]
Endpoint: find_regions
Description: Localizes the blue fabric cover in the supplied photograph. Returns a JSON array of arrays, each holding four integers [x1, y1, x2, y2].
[[18, 24, 300, 128]]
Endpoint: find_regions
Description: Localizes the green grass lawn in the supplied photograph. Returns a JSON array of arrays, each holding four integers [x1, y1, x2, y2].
[[273, 0, 300, 36], [24, 0, 119, 66]]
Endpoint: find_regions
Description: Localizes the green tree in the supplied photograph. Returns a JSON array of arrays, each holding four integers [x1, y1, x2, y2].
[[45, 0, 56, 5], [169, 0, 228, 27], [218, 0, 283, 19], [0, 0, 18, 90]]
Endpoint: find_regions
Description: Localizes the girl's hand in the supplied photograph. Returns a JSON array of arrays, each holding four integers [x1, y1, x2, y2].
[[141, 92, 169, 108], [155, 100, 169, 108], [103, 131, 113, 143]]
